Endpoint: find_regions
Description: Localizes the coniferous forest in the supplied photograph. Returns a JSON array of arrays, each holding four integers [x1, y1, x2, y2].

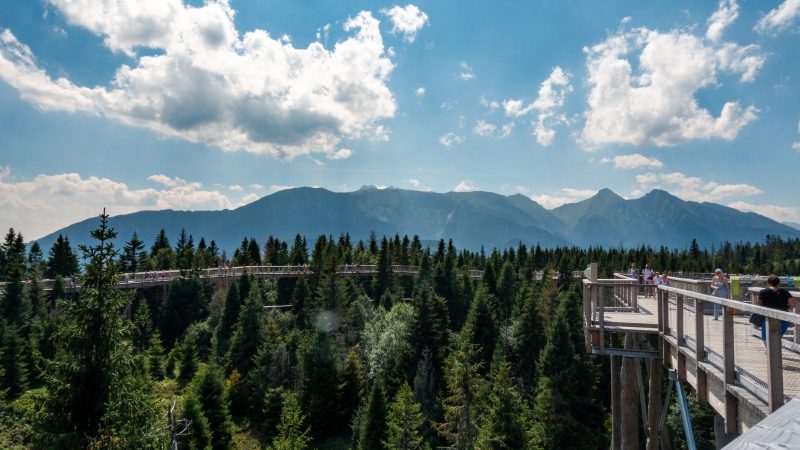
[[1, 213, 799, 449]]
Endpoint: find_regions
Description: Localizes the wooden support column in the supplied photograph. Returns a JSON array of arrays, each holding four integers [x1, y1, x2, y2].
[[676, 294, 686, 380], [611, 354, 622, 450], [723, 305, 737, 434], [598, 285, 605, 355], [620, 334, 639, 450], [765, 317, 784, 412], [695, 298, 707, 401], [645, 355, 662, 450], [661, 289, 671, 365]]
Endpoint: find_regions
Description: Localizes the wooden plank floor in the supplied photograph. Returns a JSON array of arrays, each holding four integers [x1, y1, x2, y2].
[[592, 296, 800, 399]]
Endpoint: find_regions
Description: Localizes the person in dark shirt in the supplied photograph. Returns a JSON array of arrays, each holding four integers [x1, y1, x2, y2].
[[757, 275, 797, 341]]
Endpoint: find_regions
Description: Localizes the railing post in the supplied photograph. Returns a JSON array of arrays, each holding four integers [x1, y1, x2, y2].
[[765, 317, 784, 412], [598, 285, 605, 355], [676, 294, 686, 380], [695, 298, 707, 402], [723, 304, 737, 434]]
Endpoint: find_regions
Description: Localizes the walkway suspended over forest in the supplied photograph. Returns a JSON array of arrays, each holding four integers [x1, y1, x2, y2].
[[0, 264, 485, 293], [582, 264, 800, 449]]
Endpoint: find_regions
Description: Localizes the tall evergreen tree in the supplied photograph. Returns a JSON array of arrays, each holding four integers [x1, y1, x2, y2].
[[39, 211, 162, 448], [193, 366, 234, 450], [384, 381, 429, 450], [513, 283, 546, 396], [46, 234, 79, 278], [475, 362, 526, 450], [435, 337, 483, 450], [495, 262, 516, 324], [227, 288, 265, 377], [181, 392, 213, 450], [461, 285, 497, 372], [269, 393, 312, 450], [214, 281, 241, 361], [356, 381, 388, 450], [0, 322, 28, 397], [300, 332, 340, 439], [122, 232, 147, 272]]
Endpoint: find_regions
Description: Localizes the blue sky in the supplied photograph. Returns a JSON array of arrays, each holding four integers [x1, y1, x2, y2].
[[0, 0, 799, 239]]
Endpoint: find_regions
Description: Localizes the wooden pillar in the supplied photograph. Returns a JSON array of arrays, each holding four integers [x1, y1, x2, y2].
[[723, 305, 737, 434], [765, 317, 784, 412], [676, 294, 686, 380], [645, 355, 662, 450], [695, 298, 707, 402], [620, 334, 639, 450], [611, 354, 622, 450]]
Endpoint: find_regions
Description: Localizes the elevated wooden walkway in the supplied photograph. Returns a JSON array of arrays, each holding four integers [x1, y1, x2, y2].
[[583, 264, 800, 445]]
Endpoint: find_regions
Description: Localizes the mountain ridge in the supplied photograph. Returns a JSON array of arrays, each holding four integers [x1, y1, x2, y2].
[[33, 187, 800, 252]]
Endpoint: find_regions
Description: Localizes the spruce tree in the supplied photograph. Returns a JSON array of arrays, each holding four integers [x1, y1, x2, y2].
[[39, 211, 162, 448], [514, 282, 546, 396], [357, 381, 388, 450], [181, 393, 213, 450], [147, 332, 166, 380], [122, 232, 147, 272], [495, 262, 516, 324], [214, 281, 241, 361], [461, 285, 497, 372], [435, 337, 483, 450], [45, 234, 79, 278], [179, 334, 200, 385], [0, 322, 29, 397], [193, 365, 234, 450], [300, 331, 340, 439], [384, 381, 429, 450], [269, 393, 312, 450], [475, 362, 525, 450], [227, 288, 265, 377]]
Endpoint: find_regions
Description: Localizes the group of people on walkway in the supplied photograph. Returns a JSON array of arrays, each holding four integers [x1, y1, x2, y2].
[[628, 263, 670, 298]]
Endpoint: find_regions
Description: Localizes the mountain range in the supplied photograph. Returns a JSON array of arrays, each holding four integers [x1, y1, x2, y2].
[[34, 187, 800, 253]]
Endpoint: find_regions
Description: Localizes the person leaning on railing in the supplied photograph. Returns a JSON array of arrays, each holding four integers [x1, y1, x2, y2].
[[756, 275, 797, 342]]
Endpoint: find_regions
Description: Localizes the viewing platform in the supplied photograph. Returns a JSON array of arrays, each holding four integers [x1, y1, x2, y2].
[[583, 264, 800, 448]]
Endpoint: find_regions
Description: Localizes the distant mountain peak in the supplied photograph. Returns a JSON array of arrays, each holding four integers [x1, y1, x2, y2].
[[594, 187, 623, 200]]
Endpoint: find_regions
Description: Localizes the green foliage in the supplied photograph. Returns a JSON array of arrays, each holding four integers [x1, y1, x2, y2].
[[45, 234, 79, 278], [0, 322, 28, 397], [227, 287, 265, 377], [179, 334, 200, 385], [461, 285, 497, 372], [356, 381, 388, 450], [38, 211, 163, 449], [182, 393, 213, 450], [300, 331, 341, 438], [362, 303, 415, 387], [435, 337, 483, 450], [384, 382, 429, 450], [512, 283, 546, 396], [193, 365, 234, 450], [161, 277, 212, 346], [269, 393, 312, 450], [476, 362, 526, 450]]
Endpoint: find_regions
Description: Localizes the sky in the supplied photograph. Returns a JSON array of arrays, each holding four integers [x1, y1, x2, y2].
[[0, 0, 799, 239]]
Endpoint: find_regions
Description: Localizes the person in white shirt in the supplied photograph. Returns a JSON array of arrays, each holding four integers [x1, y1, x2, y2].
[[642, 264, 654, 298]]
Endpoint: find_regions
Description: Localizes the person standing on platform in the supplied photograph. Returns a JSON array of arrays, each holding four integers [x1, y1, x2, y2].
[[756, 275, 796, 341], [642, 264, 654, 298], [628, 263, 638, 279], [711, 268, 729, 320]]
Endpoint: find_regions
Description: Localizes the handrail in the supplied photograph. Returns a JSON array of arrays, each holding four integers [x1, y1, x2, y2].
[[659, 285, 800, 323]]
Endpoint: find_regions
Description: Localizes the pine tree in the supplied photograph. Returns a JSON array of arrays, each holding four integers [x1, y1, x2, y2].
[[269, 393, 312, 450], [193, 366, 234, 450], [529, 302, 591, 449], [495, 262, 516, 324], [374, 237, 394, 300], [300, 331, 340, 439], [339, 348, 366, 429], [514, 283, 546, 396], [357, 381, 388, 450], [537, 267, 560, 331], [181, 393, 213, 450], [475, 362, 525, 450], [262, 387, 286, 440], [133, 301, 154, 351], [410, 285, 449, 374], [179, 335, 200, 385], [435, 337, 483, 450], [227, 288, 265, 376], [214, 282, 241, 361], [39, 211, 162, 448], [122, 232, 147, 272], [45, 234, 80, 278], [461, 285, 497, 372], [147, 332, 166, 380], [384, 381, 429, 450], [0, 322, 29, 397]]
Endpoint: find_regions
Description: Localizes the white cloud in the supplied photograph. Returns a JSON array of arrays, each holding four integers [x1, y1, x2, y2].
[[793, 142, 800, 150], [613, 153, 663, 169], [0, 3, 396, 159], [728, 201, 800, 223], [635, 171, 761, 201], [480, 95, 500, 111], [382, 4, 429, 43], [0, 168, 237, 239], [580, 23, 762, 149], [327, 148, 353, 160], [228, 184, 243, 192], [599, 156, 611, 164], [498, 122, 514, 138], [458, 61, 475, 80], [415, 86, 425, 97], [453, 180, 475, 192], [473, 120, 496, 136], [270, 185, 294, 192], [755, 0, 800, 34], [501, 67, 572, 146], [438, 132, 464, 148], [249, 183, 265, 191], [404, 178, 431, 192], [240, 193, 259, 204], [529, 188, 597, 209], [706, 0, 739, 41]]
